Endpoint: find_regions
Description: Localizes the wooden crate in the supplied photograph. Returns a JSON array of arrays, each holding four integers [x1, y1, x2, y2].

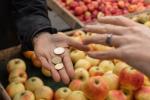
[[47, 0, 84, 29], [47, 0, 150, 28]]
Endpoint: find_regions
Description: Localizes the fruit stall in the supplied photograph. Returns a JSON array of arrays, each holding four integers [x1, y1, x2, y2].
[[1, 0, 150, 100]]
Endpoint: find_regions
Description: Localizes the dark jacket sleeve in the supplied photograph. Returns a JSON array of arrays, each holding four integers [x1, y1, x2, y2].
[[12, 0, 57, 50]]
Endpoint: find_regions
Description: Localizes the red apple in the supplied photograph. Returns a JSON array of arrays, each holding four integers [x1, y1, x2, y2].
[[135, 86, 150, 100], [121, 87, 133, 100], [69, 79, 83, 91], [82, 76, 109, 100], [119, 67, 144, 90], [83, 0, 91, 4], [106, 90, 127, 100], [118, 0, 125, 9], [128, 4, 137, 13], [75, 6, 84, 16]]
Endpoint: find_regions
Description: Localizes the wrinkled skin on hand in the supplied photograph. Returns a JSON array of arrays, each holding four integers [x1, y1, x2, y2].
[[83, 16, 150, 76], [33, 32, 89, 84]]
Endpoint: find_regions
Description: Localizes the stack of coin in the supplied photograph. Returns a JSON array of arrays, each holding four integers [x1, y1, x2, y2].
[[53, 47, 65, 70]]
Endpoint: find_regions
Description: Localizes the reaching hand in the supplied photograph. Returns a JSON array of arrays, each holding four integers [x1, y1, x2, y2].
[[83, 16, 150, 76]]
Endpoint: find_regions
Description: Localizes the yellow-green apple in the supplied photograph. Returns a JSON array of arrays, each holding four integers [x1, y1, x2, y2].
[[89, 66, 104, 77], [82, 76, 109, 100], [23, 51, 34, 59], [13, 90, 35, 100], [34, 86, 53, 100], [9, 69, 27, 83], [25, 77, 44, 92], [7, 58, 26, 73], [113, 61, 129, 75], [135, 86, 150, 100], [144, 21, 150, 28], [31, 53, 42, 68], [99, 60, 115, 73], [144, 75, 150, 86], [69, 79, 83, 91], [41, 67, 51, 77], [85, 56, 100, 66], [119, 67, 144, 90], [101, 71, 119, 90], [74, 68, 89, 82], [120, 87, 133, 100], [6, 82, 25, 98], [73, 30, 86, 39], [66, 91, 87, 100], [93, 44, 112, 51], [106, 90, 127, 100], [54, 87, 72, 100], [70, 50, 86, 64], [75, 59, 91, 70]]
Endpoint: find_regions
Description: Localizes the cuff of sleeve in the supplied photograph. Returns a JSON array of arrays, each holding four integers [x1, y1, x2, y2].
[[22, 26, 57, 51]]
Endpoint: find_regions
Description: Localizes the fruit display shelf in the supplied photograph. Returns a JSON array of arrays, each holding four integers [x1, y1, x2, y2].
[[0, 46, 67, 99], [47, 0, 150, 28], [1, 29, 150, 99]]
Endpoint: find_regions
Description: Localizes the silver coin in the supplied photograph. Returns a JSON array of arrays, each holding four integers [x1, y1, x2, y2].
[[54, 47, 65, 55], [52, 56, 62, 64], [54, 63, 64, 70]]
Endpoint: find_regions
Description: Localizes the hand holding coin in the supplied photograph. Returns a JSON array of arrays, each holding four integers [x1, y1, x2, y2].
[[33, 32, 89, 84]]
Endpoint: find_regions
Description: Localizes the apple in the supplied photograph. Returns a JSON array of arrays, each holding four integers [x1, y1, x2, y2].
[[34, 86, 53, 100], [85, 56, 100, 66], [25, 77, 44, 92], [70, 50, 86, 64], [54, 87, 72, 100], [74, 6, 84, 16], [135, 86, 150, 100], [6, 82, 25, 98], [128, 4, 137, 13], [99, 60, 115, 73], [144, 75, 150, 86], [13, 90, 35, 100], [23, 51, 34, 59], [89, 66, 104, 77], [82, 76, 109, 100], [118, 0, 125, 9], [113, 61, 129, 75], [121, 87, 133, 100], [106, 90, 127, 100], [83, 0, 91, 4], [144, 21, 150, 28], [69, 79, 83, 91], [31, 53, 42, 68], [119, 67, 144, 90], [101, 71, 119, 90], [7, 58, 26, 73], [66, 91, 87, 100], [73, 30, 86, 39], [41, 67, 51, 77], [9, 69, 27, 83], [75, 59, 91, 70], [74, 68, 89, 82]]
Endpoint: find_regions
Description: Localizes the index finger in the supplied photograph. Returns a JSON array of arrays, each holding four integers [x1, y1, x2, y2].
[[84, 24, 127, 35], [98, 16, 141, 27], [67, 37, 89, 51]]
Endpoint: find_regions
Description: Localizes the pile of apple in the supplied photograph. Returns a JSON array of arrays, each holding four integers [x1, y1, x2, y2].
[[131, 12, 150, 28], [59, 0, 150, 23], [20, 30, 150, 100], [6, 58, 53, 100], [23, 51, 52, 77]]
